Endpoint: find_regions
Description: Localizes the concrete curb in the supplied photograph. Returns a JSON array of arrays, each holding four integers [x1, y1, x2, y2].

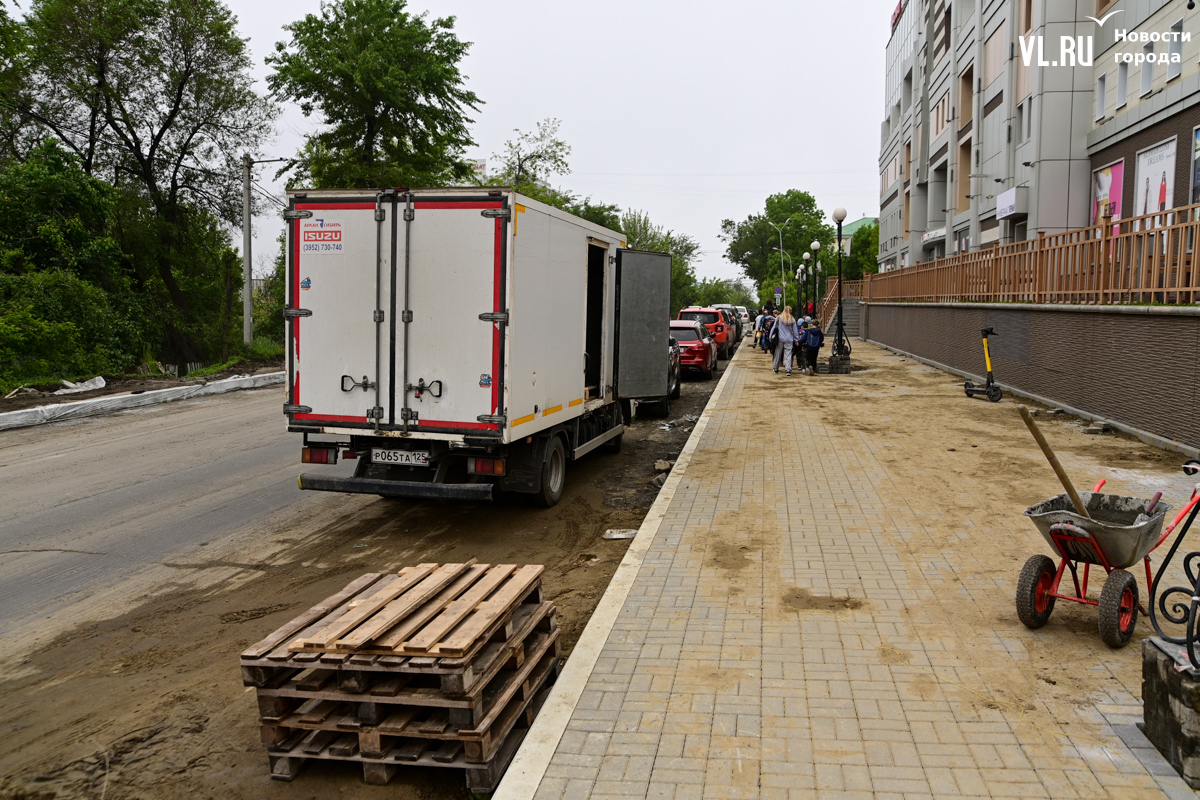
[[865, 339, 1200, 459], [492, 343, 745, 800], [0, 371, 286, 432]]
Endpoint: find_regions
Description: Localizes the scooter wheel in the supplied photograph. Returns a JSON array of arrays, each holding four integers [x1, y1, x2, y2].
[[986, 385, 1003, 403], [963, 381, 975, 396]]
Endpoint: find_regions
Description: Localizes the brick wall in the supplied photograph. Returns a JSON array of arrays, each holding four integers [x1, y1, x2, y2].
[[861, 302, 1200, 449]]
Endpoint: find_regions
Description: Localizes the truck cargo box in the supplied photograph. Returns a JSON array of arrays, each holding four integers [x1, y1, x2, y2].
[[283, 188, 670, 505]]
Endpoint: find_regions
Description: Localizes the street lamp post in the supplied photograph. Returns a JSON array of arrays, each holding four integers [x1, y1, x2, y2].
[[774, 246, 792, 306], [831, 207, 851, 368], [809, 241, 821, 315], [801, 252, 811, 311], [766, 217, 793, 309]]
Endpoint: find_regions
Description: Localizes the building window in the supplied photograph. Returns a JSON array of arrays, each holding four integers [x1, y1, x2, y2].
[[1168, 20, 1183, 80], [1095, 73, 1106, 120], [932, 92, 951, 138], [1116, 62, 1128, 108], [984, 22, 1008, 88], [1141, 43, 1155, 96], [959, 65, 974, 126], [1021, 0, 1033, 35], [1016, 102, 1025, 142]]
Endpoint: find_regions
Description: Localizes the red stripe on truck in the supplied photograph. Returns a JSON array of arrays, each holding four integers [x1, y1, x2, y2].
[[414, 202, 502, 210], [417, 419, 497, 430]]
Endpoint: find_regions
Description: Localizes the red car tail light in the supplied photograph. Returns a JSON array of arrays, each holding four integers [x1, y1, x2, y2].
[[302, 447, 338, 465], [468, 457, 506, 476]]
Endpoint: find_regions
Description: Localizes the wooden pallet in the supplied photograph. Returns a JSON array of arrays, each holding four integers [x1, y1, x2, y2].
[[242, 566, 558, 793], [240, 563, 544, 665], [257, 618, 558, 733], [265, 645, 559, 791], [242, 595, 551, 699]]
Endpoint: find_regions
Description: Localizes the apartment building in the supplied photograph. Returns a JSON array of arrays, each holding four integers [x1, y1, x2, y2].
[[878, 0, 1099, 271], [1089, 1, 1200, 225]]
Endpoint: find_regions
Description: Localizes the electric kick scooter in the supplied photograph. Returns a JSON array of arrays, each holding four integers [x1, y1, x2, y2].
[[964, 327, 1003, 403]]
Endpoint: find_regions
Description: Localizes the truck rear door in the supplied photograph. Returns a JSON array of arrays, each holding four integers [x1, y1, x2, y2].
[[614, 249, 672, 399], [286, 197, 391, 428], [399, 194, 509, 435]]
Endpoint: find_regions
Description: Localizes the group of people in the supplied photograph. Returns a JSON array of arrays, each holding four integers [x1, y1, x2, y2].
[[753, 305, 824, 377]]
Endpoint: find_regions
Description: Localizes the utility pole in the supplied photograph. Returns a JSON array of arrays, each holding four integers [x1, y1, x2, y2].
[[242, 153, 253, 345]]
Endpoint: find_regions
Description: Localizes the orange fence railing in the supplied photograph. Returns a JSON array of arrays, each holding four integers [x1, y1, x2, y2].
[[817, 278, 864, 328], [865, 203, 1200, 306]]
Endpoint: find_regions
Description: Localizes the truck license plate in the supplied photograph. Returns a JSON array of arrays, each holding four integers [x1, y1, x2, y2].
[[372, 448, 430, 466]]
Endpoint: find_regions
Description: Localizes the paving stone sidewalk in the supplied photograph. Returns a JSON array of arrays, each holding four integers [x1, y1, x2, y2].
[[523, 343, 1194, 800]]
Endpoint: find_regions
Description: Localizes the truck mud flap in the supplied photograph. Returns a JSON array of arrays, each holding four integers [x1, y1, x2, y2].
[[298, 473, 493, 500]]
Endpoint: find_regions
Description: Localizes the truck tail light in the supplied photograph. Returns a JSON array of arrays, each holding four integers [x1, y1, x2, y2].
[[302, 447, 338, 465], [342, 450, 359, 459], [468, 457, 506, 476]]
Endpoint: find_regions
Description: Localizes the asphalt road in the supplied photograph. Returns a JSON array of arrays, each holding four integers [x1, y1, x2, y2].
[[0, 388, 353, 635]]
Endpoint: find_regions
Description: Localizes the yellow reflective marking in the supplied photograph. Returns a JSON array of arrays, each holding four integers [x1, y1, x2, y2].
[[543, 405, 562, 416], [569, 398, 584, 407], [621, 241, 626, 247], [515, 204, 525, 236], [511, 413, 536, 427]]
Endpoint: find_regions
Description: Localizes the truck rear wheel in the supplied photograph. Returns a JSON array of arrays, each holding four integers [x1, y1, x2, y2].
[[533, 437, 566, 508]]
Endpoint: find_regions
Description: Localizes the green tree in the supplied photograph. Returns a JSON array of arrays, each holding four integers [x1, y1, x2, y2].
[[488, 119, 622, 230], [719, 189, 834, 310], [269, 0, 480, 188], [15, 0, 276, 361], [841, 222, 879, 281], [620, 209, 701, 315], [0, 141, 148, 384]]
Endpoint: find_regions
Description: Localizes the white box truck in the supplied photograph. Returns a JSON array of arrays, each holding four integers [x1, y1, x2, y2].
[[283, 187, 671, 507]]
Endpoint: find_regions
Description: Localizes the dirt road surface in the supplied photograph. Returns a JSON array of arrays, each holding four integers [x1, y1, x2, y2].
[[0, 357, 724, 800]]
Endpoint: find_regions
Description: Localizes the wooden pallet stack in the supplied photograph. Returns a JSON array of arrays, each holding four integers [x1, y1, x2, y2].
[[239, 561, 559, 792]]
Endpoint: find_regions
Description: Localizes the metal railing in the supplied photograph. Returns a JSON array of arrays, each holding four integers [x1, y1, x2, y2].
[[817, 278, 864, 328], [866, 202, 1200, 306]]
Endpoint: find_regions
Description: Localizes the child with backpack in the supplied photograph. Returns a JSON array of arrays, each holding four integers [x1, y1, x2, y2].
[[803, 319, 824, 374]]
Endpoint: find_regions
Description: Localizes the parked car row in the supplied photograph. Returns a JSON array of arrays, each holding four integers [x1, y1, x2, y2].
[[637, 304, 745, 418], [676, 306, 742, 359]]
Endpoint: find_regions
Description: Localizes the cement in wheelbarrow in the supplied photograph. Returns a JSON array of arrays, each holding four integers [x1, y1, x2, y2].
[[1024, 492, 1171, 568]]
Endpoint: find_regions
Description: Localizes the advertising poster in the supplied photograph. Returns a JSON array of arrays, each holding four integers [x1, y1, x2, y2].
[[1134, 138, 1177, 217], [1092, 161, 1123, 224], [1192, 127, 1200, 205]]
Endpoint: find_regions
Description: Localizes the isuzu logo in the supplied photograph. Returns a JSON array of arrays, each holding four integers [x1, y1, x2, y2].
[[303, 230, 342, 242]]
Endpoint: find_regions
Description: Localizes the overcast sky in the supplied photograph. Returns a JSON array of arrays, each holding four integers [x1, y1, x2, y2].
[[237, 0, 896, 283]]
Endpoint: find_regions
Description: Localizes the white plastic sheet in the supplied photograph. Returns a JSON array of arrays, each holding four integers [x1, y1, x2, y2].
[[0, 371, 285, 432], [53, 376, 107, 395]]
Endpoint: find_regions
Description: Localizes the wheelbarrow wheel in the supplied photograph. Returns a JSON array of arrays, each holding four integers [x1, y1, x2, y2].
[[1016, 554, 1057, 629], [986, 384, 1003, 403], [1098, 569, 1138, 648]]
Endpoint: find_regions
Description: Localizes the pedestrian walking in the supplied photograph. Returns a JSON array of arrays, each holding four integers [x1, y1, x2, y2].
[[803, 318, 824, 374], [760, 313, 775, 353], [795, 319, 808, 373], [772, 307, 801, 376], [753, 308, 766, 346]]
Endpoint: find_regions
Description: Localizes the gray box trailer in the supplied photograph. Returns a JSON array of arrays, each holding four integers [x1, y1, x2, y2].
[[283, 187, 670, 507]]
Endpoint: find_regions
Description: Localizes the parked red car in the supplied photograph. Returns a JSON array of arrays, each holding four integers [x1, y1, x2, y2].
[[669, 320, 718, 380], [677, 307, 732, 359]]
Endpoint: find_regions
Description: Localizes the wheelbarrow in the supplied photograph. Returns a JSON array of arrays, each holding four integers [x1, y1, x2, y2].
[[1017, 479, 1172, 647]]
